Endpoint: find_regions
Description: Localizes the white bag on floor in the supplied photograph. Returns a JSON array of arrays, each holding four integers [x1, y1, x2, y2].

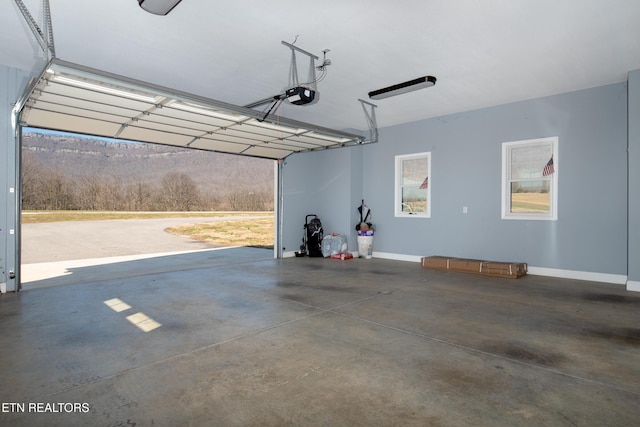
[[322, 234, 348, 257]]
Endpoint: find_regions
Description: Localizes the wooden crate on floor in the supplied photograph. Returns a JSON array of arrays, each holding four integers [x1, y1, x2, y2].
[[421, 256, 456, 270], [421, 256, 527, 279], [448, 258, 484, 273], [479, 261, 528, 278]]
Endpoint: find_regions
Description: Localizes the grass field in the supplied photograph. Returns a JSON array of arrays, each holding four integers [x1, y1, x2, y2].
[[22, 210, 275, 248], [511, 193, 550, 213], [21, 210, 272, 223], [166, 218, 274, 248]]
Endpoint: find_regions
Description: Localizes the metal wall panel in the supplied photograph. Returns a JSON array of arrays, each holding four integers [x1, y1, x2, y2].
[[1, 65, 32, 293]]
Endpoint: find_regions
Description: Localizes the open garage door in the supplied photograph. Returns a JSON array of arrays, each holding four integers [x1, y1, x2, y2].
[[19, 59, 365, 160], [12, 59, 368, 281]]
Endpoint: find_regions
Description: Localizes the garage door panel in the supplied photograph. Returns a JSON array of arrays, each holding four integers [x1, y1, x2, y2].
[[143, 112, 219, 133], [197, 133, 259, 146], [40, 81, 157, 111], [22, 109, 123, 137], [188, 138, 250, 154], [30, 92, 141, 118], [243, 145, 294, 159], [134, 119, 205, 137], [289, 133, 349, 147], [261, 138, 320, 151], [25, 102, 130, 125], [118, 126, 194, 146], [215, 127, 275, 143], [158, 107, 244, 129]]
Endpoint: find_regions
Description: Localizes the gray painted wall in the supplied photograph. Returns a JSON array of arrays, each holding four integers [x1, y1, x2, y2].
[[283, 82, 629, 278], [281, 146, 364, 254], [628, 70, 640, 285], [1, 65, 31, 292]]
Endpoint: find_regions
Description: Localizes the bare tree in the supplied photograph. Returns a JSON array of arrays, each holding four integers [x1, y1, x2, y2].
[[39, 169, 74, 210], [125, 181, 155, 211], [224, 178, 273, 211], [21, 151, 42, 210], [100, 177, 124, 211], [159, 172, 202, 211], [75, 174, 103, 210]]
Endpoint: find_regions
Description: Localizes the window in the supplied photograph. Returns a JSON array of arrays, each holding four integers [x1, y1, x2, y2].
[[502, 137, 558, 220], [395, 152, 431, 217]]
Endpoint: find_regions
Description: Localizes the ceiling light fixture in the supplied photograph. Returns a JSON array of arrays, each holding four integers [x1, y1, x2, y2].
[[138, 0, 183, 15], [368, 76, 437, 100]]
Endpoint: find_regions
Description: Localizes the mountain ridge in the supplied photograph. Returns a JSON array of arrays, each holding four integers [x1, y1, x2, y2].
[[22, 131, 275, 197]]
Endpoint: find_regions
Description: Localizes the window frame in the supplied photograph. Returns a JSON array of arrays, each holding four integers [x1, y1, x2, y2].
[[501, 136, 558, 221], [394, 151, 431, 218]]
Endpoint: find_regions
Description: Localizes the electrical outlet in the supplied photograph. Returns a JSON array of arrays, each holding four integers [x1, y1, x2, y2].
[[463, 206, 468, 214]]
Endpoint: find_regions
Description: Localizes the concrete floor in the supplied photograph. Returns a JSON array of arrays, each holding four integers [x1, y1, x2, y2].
[[1, 248, 640, 426]]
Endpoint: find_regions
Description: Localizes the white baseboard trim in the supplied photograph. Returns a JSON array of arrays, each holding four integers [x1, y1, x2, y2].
[[526, 266, 627, 285], [627, 281, 640, 292], [372, 252, 423, 263]]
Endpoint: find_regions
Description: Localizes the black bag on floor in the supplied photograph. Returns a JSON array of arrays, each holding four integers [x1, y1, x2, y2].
[[305, 214, 324, 257]]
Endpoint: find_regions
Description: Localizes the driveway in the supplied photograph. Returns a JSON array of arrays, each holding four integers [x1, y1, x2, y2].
[[21, 215, 270, 264]]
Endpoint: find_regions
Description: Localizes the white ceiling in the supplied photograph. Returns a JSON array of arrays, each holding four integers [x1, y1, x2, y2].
[[2, 0, 640, 132]]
